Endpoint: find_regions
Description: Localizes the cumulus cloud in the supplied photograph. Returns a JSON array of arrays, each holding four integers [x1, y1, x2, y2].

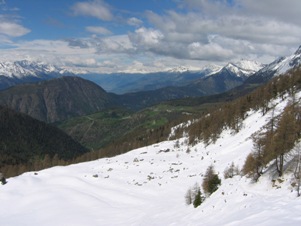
[[188, 42, 234, 60], [129, 27, 164, 48], [86, 26, 112, 35], [72, 0, 113, 21], [142, 1, 301, 63]]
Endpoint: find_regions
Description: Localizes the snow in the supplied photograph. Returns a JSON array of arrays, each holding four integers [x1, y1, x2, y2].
[[233, 59, 263, 72], [0, 60, 75, 78], [258, 46, 301, 77], [226, 60, 263, 77], [205, 60, 262, 78], [166, 66, 203, 73], [1, 92, 301, 226]]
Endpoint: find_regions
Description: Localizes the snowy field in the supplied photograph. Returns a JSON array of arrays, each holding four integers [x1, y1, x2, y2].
[[1, 94, 301, 226]]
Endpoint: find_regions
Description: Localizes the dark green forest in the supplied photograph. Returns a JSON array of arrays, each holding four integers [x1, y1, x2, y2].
[[0, 107, 88, 177]]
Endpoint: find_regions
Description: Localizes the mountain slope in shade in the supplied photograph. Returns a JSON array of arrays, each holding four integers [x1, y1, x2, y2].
[[0, 106, 88, 165], [0, 90, 300, 226], [246, 45, 301, 84], [0, 76, 117, 122]]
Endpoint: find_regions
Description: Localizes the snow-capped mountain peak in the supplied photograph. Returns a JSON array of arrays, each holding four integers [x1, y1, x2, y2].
[[167, 66, 198, 73], [0, 60, 74, 78], [204, 60, 263, 78], [232, 59, 263, 72], [251, 46, 301, 81]]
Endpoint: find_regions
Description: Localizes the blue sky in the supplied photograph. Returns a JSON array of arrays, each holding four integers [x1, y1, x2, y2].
[[1, 0, 301, 73]]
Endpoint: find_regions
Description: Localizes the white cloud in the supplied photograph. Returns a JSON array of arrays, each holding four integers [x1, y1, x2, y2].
[[86, 26, 112, 35], [129, 27, 164, 47], [143, 1, 301, 63], [72, 0, 113, 21], [188, 42, 233, 60], [0, 21, 30, 37], [127, 17, 143, 27], [2, 0, 301, 73]]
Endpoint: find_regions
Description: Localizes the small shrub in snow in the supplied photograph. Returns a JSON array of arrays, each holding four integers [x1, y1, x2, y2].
[[224, 162, 240, 179], [185, 188, 192, 205], [0, 173, 7, 185], [242, 154, 261, 181], [185, 183, 204, 207], [186, 147, 191, 154]]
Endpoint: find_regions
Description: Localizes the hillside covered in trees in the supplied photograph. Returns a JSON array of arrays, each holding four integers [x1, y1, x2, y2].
[[0, 106, 88, 177]]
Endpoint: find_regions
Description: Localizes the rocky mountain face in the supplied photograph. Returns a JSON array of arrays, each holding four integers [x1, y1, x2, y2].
[[246, 46, 301, 84], [0, 76, 118, 123]]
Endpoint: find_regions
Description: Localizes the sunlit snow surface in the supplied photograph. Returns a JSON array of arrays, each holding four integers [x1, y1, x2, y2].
[[1, 94, 301, 226]]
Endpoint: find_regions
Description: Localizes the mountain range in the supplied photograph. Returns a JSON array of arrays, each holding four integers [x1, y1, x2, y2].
[[0, 46, 301, 123], [0, 60, 76, 90], [0, 45, 300, 95], [78, 60, 261, 94]]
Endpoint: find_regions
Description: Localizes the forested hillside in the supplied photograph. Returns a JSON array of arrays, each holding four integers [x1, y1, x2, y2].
[[66, 65, 301, 169], [0, 106, 88, 177]]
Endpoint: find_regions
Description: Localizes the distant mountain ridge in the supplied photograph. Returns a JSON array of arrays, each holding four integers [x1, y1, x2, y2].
[[79, 60, 261, 94], [0, 60, 75, 90], [0, 60, 65, 78]]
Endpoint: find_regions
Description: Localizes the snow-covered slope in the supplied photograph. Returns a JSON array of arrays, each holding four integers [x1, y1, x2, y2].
[[274, 46, 301, 76], [0, 92, 301, 226]]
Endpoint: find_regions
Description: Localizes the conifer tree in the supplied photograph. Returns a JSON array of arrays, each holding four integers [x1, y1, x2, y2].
[[274, 105, 297, 176], [193, 188, 203, 208], [202, 165, 221, 195]]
